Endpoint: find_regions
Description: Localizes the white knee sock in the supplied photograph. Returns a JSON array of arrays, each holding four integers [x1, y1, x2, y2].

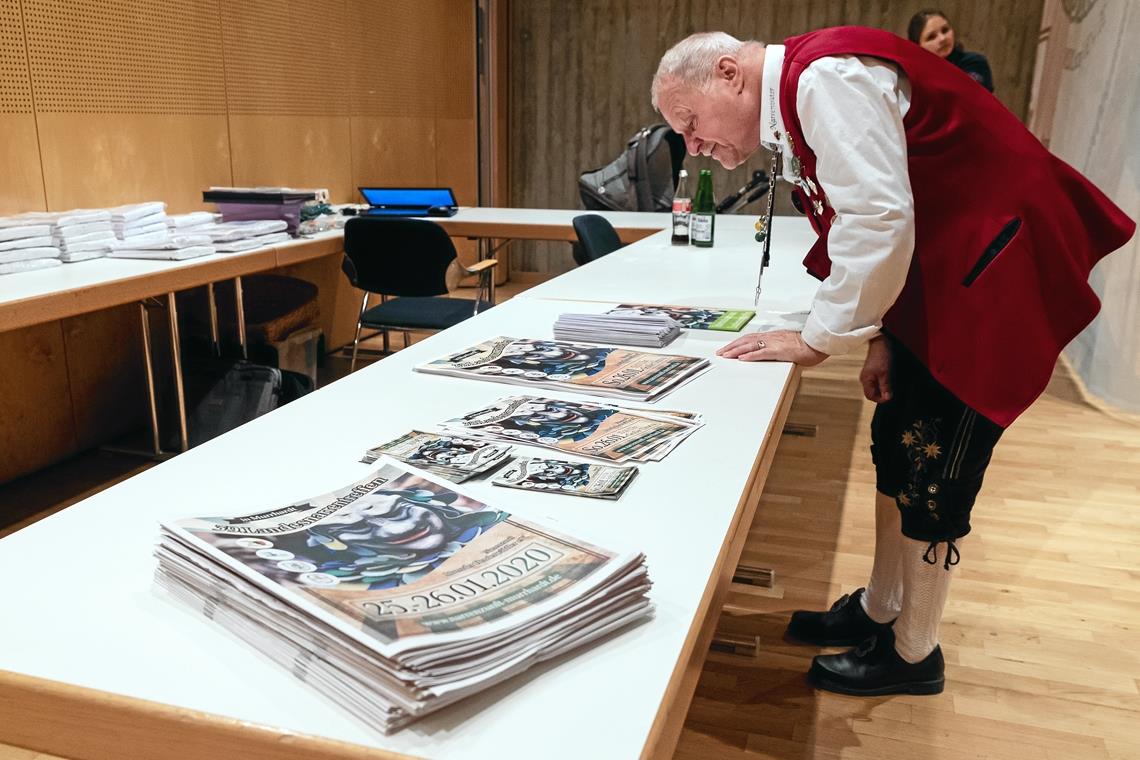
[[860, 491, 904, 624], [893, 536, 962, 664]]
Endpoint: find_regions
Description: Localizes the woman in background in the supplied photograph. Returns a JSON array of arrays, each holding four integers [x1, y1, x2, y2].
[[908, 9, 994, 92]]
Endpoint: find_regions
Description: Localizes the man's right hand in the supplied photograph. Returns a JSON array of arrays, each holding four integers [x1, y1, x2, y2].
[[860, 336, 893, 403]]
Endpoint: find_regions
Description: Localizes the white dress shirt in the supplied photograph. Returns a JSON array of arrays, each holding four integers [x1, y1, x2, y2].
[[759, 44, 915, 357]]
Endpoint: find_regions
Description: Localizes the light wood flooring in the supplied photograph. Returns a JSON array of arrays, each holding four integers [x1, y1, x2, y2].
[[2, 305, 1138, 760], [673, 350, 1140, 760]]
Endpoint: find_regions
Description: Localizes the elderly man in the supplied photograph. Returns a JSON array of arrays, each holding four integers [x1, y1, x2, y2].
[[651, 27, 1133, 696]]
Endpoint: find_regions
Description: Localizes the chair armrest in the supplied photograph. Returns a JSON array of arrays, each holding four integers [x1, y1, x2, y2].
[[463, 259, 499, 275]]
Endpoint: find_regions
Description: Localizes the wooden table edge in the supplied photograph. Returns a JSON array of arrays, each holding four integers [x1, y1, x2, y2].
[[0, 668, 418, 760], [639, 366, 802, 759]]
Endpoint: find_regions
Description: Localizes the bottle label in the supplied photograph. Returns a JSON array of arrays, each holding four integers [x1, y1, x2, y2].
[[691, 214, 713, 242], [672, 199, 691, 235]]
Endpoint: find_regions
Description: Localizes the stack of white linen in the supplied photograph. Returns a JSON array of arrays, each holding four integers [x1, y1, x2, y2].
[[200, 219, 291, 252], [165, 211, 218, 233], [0, 215, 61, 274], [110, 202, 169, 247], [50, 209, 116, 263], [108, 233, 216, 261]]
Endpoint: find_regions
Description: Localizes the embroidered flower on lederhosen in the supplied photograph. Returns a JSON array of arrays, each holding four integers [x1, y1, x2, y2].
[[895, 417, 944, 521]]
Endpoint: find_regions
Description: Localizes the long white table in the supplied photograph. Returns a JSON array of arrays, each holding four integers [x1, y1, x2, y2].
[[0, 212, 824, 760]]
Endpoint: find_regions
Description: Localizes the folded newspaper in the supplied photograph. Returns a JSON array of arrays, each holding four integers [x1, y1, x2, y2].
[[553, 313, 681, 348], [360, 430, 513, 482], [155, 461, 652, 733], [492, 457, 638, 500], [415, 336, 709, 401], [607, 304, 756, 332], [438, 395, 702, 463]]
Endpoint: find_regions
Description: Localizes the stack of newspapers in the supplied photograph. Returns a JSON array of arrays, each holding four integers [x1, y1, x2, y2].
[[415, 336, 709, 402], [553, 312, 681, 348], [360, 430, 513, 482], [439, 395, 703, 463], [492, 457, 638, 500], [155, 461, 652, 733]]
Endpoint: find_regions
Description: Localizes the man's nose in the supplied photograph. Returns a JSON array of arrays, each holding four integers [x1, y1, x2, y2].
[[685, 134, 702, 156]]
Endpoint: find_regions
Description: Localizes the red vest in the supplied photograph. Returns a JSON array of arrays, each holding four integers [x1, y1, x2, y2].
[[779, 27, 1135, 427]]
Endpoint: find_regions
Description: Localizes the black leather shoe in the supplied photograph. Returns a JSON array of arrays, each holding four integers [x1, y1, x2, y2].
[[786, 588, 892, 647], [807, 628, 945, 696]]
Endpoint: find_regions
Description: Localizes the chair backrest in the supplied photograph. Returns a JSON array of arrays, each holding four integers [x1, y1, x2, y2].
[[342, 217, 457, 297], [572, 214, 623, 265]]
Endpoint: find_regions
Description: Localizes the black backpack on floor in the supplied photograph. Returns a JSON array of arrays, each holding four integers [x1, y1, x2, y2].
[[186, 360, 312, 448]]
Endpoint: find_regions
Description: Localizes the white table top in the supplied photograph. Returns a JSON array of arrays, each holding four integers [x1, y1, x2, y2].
[[521, 215, 823, 318], [0, 295, 801, 759]]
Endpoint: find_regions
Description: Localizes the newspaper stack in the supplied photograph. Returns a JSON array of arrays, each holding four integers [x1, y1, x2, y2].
[[553, 312, 681, 348], [361, 430, 513, 483], [108, 233, 216, 261], [0, 215, 60, 274], [492, 457, 638, 500], [415, 336, 710, 402], [111, 202, 169, 247], [439, 395, 703, 463], [203, 220, 291, 252], [155, 461, 652, 733]]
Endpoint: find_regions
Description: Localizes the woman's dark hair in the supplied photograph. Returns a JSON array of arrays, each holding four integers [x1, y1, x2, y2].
[[908, 8, 954, 45]]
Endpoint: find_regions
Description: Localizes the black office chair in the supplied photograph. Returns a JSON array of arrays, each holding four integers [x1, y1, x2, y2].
[[342, 217, 498, 371], [572, 214, 624, 265]]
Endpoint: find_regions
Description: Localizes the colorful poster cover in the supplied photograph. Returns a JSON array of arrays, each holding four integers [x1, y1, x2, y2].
[[418, 337, 706, 397], [165, 463, 619, 651], [608, 304, 755, 331], [492, 457, 637, 499], [441, 395, 697, 462]]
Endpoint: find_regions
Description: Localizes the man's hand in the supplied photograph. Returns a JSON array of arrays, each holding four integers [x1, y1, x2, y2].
[[860, 335, 893, 403], [716, 330, 828, 366]]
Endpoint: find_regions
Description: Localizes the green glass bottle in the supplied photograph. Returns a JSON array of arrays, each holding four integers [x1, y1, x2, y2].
[[690, 169, 715, 247]]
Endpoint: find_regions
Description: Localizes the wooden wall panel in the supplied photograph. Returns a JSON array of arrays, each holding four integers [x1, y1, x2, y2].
[[228, 115, 354, 203], [509, 0, 1045, 275], [0, 116, 46, 213], [350, 117, 438, 188], [0, 322, 76, 483], [36, 114, 232, 212]]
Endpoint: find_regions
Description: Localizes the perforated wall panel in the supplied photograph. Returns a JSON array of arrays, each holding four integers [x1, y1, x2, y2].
[[23, 0, 226, 114], [346, 0, 445, 118], [0, 0, 32, 113], [220, 0, 350, 116]]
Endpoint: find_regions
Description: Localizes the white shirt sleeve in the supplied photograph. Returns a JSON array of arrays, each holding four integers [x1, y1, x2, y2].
[[795, 55, 915, 356]]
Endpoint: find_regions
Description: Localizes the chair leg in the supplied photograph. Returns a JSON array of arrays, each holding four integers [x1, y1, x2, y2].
[[351, 292, 369, 373], [382, 329, 390, 354], [402, 331, 411, 349]]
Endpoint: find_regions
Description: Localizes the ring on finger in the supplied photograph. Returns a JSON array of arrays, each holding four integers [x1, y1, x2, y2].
[[755, 340, 765, 351]]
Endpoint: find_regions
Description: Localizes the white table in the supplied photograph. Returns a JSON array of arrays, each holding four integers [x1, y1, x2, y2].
[[0, 211, 825, 760]]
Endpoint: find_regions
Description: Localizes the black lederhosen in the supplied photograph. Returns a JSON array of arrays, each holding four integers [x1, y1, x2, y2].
[[870, 336, 1004, 558]]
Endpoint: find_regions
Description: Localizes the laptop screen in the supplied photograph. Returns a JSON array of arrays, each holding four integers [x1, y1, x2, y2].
[[359, 187, 456, 208]]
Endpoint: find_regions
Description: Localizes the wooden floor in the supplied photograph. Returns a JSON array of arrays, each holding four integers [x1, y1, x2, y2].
[[2, 319, 1138, 760], [674, 350, 1140, 760]]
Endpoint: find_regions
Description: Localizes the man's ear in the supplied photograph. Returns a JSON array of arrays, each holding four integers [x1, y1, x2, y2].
[[715, 55, 743, 91]]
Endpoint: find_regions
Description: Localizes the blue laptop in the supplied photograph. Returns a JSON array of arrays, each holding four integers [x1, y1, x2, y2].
[[358, 187, 458, 217]]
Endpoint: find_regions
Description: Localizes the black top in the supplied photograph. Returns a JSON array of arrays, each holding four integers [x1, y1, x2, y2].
[[947, 47, 994, 92]]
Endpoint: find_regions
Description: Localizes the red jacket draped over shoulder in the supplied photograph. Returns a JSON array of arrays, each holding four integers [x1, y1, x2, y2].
[[779, 27, 1134, 427]]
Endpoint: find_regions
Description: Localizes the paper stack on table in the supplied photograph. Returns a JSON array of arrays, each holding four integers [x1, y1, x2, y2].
[[0, 216, 61, 274], [438, 395, 703, 463], [360, 430, 513, 482], [553, 312, 681, 348], [415, 336, 709, 402], [166, 211, 219, 232], [52, 210, 116, 262], [201, 220, 291, 252], [155, 461, 652, 733], [108, 233, 216, 261], [606, 304, 757, 332]]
